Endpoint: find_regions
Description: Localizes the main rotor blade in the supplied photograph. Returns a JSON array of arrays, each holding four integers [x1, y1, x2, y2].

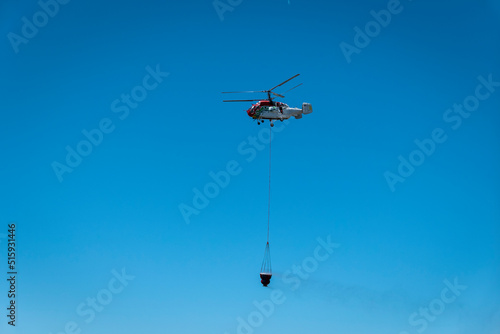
[[271, 92, 285, 98], [282, 83, 303, 94], [222, 91, 266, 94], [223, 99, 263, 102], [268, 74, 300, 92]]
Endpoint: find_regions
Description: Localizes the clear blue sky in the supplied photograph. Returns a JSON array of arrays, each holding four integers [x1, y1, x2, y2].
[[1, 0, 499, 333]]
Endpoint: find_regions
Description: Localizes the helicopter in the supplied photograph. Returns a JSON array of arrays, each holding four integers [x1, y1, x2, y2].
[[222, 74, 313, 126]]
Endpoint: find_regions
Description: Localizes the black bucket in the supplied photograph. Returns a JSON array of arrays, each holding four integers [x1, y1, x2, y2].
[[260, 273, 272, 287]]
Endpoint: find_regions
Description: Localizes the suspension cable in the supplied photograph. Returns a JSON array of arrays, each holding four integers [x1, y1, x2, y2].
[[267, 123, 272, 244]]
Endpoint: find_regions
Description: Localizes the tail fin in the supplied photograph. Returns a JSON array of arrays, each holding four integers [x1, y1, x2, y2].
[[302, 103, 312, 114]]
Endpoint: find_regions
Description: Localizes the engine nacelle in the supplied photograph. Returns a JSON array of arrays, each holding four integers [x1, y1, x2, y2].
[[302, 103, 313, 114]]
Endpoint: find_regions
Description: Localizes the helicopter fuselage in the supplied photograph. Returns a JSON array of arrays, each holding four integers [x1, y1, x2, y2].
[[247, 100, 312, 121]]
